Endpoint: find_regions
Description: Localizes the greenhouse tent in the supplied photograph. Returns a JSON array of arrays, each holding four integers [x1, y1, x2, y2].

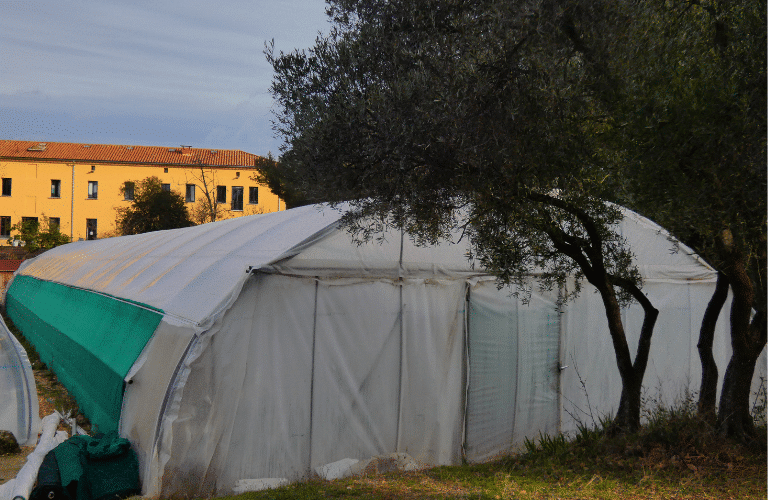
[[0, 313, 39, 447], [5, 203, 765, 497]]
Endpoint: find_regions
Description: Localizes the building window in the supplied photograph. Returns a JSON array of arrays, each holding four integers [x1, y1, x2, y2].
[[0, 217, 10, 238], [164, 168, 169, 173], [123, 181, 135, 201], [161, 184, 171, 192], [87, 181, 98, 199], [231, 186, 243, 211], [86, 219, 97, 240], [248, 187, 258, 205], [49, 217, 61, 231], [185, 184, 195, 203], [1, 178, 11, 196], [21, 217, 39, 234], [51, 180, 61, 198], [216, 185, 226, 204]]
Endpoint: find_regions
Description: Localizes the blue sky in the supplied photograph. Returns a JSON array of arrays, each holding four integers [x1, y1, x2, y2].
[[0, 0, 331, 156]]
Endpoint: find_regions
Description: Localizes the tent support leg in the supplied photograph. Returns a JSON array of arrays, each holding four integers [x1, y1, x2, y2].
[[395, 228, 405, 451], [461, 284, 471, 462], [308, 279, 319, 474], [395, 281, 404, 450]]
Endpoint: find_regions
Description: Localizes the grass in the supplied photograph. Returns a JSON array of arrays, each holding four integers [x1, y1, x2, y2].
[[2, 310, 764, 499]]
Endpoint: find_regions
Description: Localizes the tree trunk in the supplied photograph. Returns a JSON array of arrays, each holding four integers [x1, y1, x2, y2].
[[593, 277, 658, 433], [716, 229, 768, 441], [697, 271, 729, 421], [610, 277, 659, 433], [718, 344, 760, 439], [533, 195, 659, 434], [718, 310, 766, 441], [596, 283, 636, 431]]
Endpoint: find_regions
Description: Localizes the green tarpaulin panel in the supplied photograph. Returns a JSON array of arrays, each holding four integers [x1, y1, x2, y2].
[[6, 275, 163, 433]]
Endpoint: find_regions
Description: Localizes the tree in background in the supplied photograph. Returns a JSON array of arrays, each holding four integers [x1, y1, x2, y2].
[[252, 153, 310, 209], [116, 177, 194, 235], [605, 0, 766, 439], [11, 215, 70, 253], [187, 161, 227, 224], [268, 0, 659, 432]]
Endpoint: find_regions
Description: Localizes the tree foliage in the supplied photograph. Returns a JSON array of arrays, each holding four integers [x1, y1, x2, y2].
[[11, 216, 70, 253], [603, 0, 766, 439], [269, 0, 660, 431], [116, 177, 194, 235], [269, 0, 634, 286], [253, 153, 310, 209], [610, 0, 765, 276]]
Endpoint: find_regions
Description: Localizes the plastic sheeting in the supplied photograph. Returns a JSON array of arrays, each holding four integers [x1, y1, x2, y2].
[[7, 203, 766, 497], [11, 205, 344, 327], [119, 318, 197, 491], [270, 222, 476, 278], [464, 280, 560, 462], [0, 314, 39, 447], [558, 279, 763, 433], [6, 276, 163, 433], [0, 414, 65, 500], [147, 275, 466, 497]]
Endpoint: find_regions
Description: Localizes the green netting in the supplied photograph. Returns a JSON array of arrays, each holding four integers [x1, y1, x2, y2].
[[6, 275, 163, 433], [464, 296, 519, 461]]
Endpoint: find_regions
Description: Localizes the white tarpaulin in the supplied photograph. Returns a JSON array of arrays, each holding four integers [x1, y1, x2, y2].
[[0, 314, 39, 447], [8, 203, 766, 497]]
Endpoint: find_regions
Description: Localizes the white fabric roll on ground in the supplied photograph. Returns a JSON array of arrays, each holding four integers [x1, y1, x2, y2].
[[0, 414, 65, 500]]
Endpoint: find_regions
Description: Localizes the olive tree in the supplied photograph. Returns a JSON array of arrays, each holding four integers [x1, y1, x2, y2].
[[269, 0, 659, 432], [606, 0, 766, 438]]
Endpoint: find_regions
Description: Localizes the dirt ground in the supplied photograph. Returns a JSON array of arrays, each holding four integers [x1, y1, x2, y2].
[[0, 447, 34, 484]]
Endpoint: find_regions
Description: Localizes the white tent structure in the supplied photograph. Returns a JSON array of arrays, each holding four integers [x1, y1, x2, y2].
[[5, 203, 765, 497], [0, 314, 39, 447]]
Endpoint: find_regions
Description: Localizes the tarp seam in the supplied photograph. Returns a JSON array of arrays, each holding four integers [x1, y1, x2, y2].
[[11, 276, 165, 316]]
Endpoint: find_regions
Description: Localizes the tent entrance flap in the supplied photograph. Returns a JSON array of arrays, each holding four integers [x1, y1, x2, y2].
[[464, 282, 560, 462], [5, 275, 163, 433]]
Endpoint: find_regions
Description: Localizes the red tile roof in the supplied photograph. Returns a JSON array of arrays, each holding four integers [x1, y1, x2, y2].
[[0, 260, 22, 272], [0, 140, 261, 168]]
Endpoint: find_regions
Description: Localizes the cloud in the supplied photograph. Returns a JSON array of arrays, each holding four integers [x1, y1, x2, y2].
[[0, 0, 330, 154]]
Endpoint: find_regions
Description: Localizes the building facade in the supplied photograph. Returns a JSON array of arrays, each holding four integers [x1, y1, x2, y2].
[[0, 140, 282, 243]]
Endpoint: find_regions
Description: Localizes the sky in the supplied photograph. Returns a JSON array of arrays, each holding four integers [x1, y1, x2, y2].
[[0, 0, 331, 156]]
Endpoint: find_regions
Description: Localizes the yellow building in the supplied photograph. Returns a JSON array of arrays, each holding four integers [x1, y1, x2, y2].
[[0, 140, 282, 243]]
